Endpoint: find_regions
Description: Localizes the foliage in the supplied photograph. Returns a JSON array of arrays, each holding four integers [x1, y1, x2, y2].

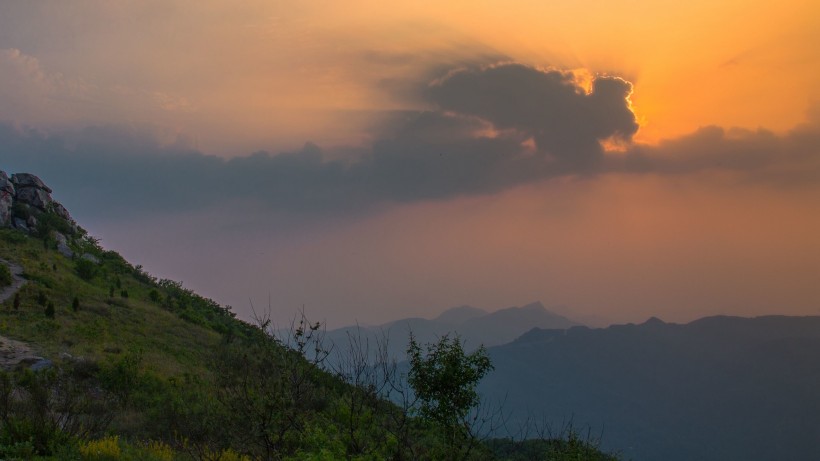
[[76, 258, 99, 281], [408, 335, 493, 445], [0, 263, 11, 287], [78, 435, 121, 460], [0, 365, 117, 455]]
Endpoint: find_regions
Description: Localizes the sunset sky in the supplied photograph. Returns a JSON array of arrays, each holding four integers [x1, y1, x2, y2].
[[1, 1, 819, 327]]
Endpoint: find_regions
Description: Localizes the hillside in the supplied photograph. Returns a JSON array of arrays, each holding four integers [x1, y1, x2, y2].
[[0, 170, 618, 460], [480, 316, 820, 461]]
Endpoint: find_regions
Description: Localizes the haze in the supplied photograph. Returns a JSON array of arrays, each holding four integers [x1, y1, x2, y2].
[[1, 1, 819, 327]]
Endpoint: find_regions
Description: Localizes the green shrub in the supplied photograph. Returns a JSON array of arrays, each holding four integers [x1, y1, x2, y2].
[[45, 301, 55, 318], [76, 258, 98, 281], [0, 263, 11, 288], [0, 229, 28, 244]]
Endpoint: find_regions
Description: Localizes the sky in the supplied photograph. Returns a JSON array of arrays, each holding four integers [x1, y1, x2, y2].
[[1, 1, 819, 327]]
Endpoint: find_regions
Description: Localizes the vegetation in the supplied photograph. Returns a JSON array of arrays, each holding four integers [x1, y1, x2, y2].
[[0, 226, 619, 460], [408, 334, 494, 460], [0, 262, 11, 288]]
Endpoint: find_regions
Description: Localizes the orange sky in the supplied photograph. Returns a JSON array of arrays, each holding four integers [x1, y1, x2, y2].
[[2, 1, 820, 326], [2, 1, 819, 152]]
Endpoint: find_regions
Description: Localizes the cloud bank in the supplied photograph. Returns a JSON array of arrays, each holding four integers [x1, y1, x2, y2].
[[1, 63, 818, 220]]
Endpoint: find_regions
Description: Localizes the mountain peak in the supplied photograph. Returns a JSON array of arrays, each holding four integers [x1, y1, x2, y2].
[[434, 305, 488, 325], [520, 301, 546, 311]]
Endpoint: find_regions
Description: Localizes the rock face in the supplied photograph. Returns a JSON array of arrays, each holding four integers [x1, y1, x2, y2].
[[0, 172, 13, 226], [0, 170, 79, 247]]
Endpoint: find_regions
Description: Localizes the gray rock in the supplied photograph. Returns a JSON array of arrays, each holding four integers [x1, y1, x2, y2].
[[16, 186, 52, 210], [26, 214, 38, 229], [0, 172, 13, 227], [54, 232, 68, 245], [29, 358, 53, 371], [0, 191, 11, 227], [10, 173, 51, 193], [12, 217, 29, 233], [57, 242, 74, 258], [52, 201, 71, 220], [81, 253, 100, 264], [0, 171, 14, 194]]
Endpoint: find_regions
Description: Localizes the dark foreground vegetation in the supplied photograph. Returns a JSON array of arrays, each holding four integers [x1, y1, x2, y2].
[[0, 222, 619, 460]]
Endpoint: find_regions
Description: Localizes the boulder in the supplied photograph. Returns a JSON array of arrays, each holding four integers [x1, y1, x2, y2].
[[81, 253, 100, 264], [54, 232, 74, 257], [0, 171, 14, 193], [52, 201, 71, 220], [57, 242, 74, 258], [12, 217, 28, 233], [0, 191, 11, 227], [16, 187, 52, 210], [10, 173, 51, 193], [0, 172, 13, 227]]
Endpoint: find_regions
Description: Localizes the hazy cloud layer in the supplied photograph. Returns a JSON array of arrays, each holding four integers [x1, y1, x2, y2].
[[1, 63, 818, 220]]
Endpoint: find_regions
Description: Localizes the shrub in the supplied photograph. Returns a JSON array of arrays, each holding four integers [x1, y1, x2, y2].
[[78, 435, 121, 460], [76, 259, 98, 281], [13, 292, 20, 311], [37, 291, 47, 306], [45, 301, 55, 318], [143, 440, 174, 461], [73, 296, 80, 312], [0, 263, 11, 288]]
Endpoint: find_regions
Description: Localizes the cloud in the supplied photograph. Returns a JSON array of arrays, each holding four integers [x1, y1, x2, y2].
[[2, 63, 817, 222], [427, 63, 639, 167], [611, 123, 820, 186], [0, 48, 194, 129]]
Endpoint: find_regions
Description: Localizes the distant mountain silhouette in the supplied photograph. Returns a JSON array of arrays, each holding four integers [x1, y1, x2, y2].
[[479, 315, 820, 461], [324, 301, 580, 362], [433, 305, 488, 324]]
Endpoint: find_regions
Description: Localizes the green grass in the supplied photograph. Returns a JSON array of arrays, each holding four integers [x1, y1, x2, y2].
[[0, 228, 221, 378]]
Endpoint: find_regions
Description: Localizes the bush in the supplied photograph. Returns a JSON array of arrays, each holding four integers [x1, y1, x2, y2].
[[76, 258, 98, 281], [78, 435, 121, 460], [45, 301, 55, 318], [0, 263, 11, 288]]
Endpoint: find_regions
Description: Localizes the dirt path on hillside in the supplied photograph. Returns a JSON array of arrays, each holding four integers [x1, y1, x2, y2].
[[0, 259, 43, 370]]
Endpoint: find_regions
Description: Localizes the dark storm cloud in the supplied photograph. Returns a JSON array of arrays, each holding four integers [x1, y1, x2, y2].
[[610, 123, 820, 186], [2, 63, 816, 220], [428, 64, 639, 167]]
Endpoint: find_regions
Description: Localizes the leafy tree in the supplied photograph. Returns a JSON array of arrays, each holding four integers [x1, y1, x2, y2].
[[408, 334, 494, 459]]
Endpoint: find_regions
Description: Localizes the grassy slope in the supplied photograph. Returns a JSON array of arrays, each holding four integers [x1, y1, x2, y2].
[[0, 227, 619, 461], [0, 229, 220, 378]]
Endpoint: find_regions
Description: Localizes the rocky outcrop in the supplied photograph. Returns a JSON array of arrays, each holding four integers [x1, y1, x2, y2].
[[0, 169, 79, 247], [0, 172, 13, 226]]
